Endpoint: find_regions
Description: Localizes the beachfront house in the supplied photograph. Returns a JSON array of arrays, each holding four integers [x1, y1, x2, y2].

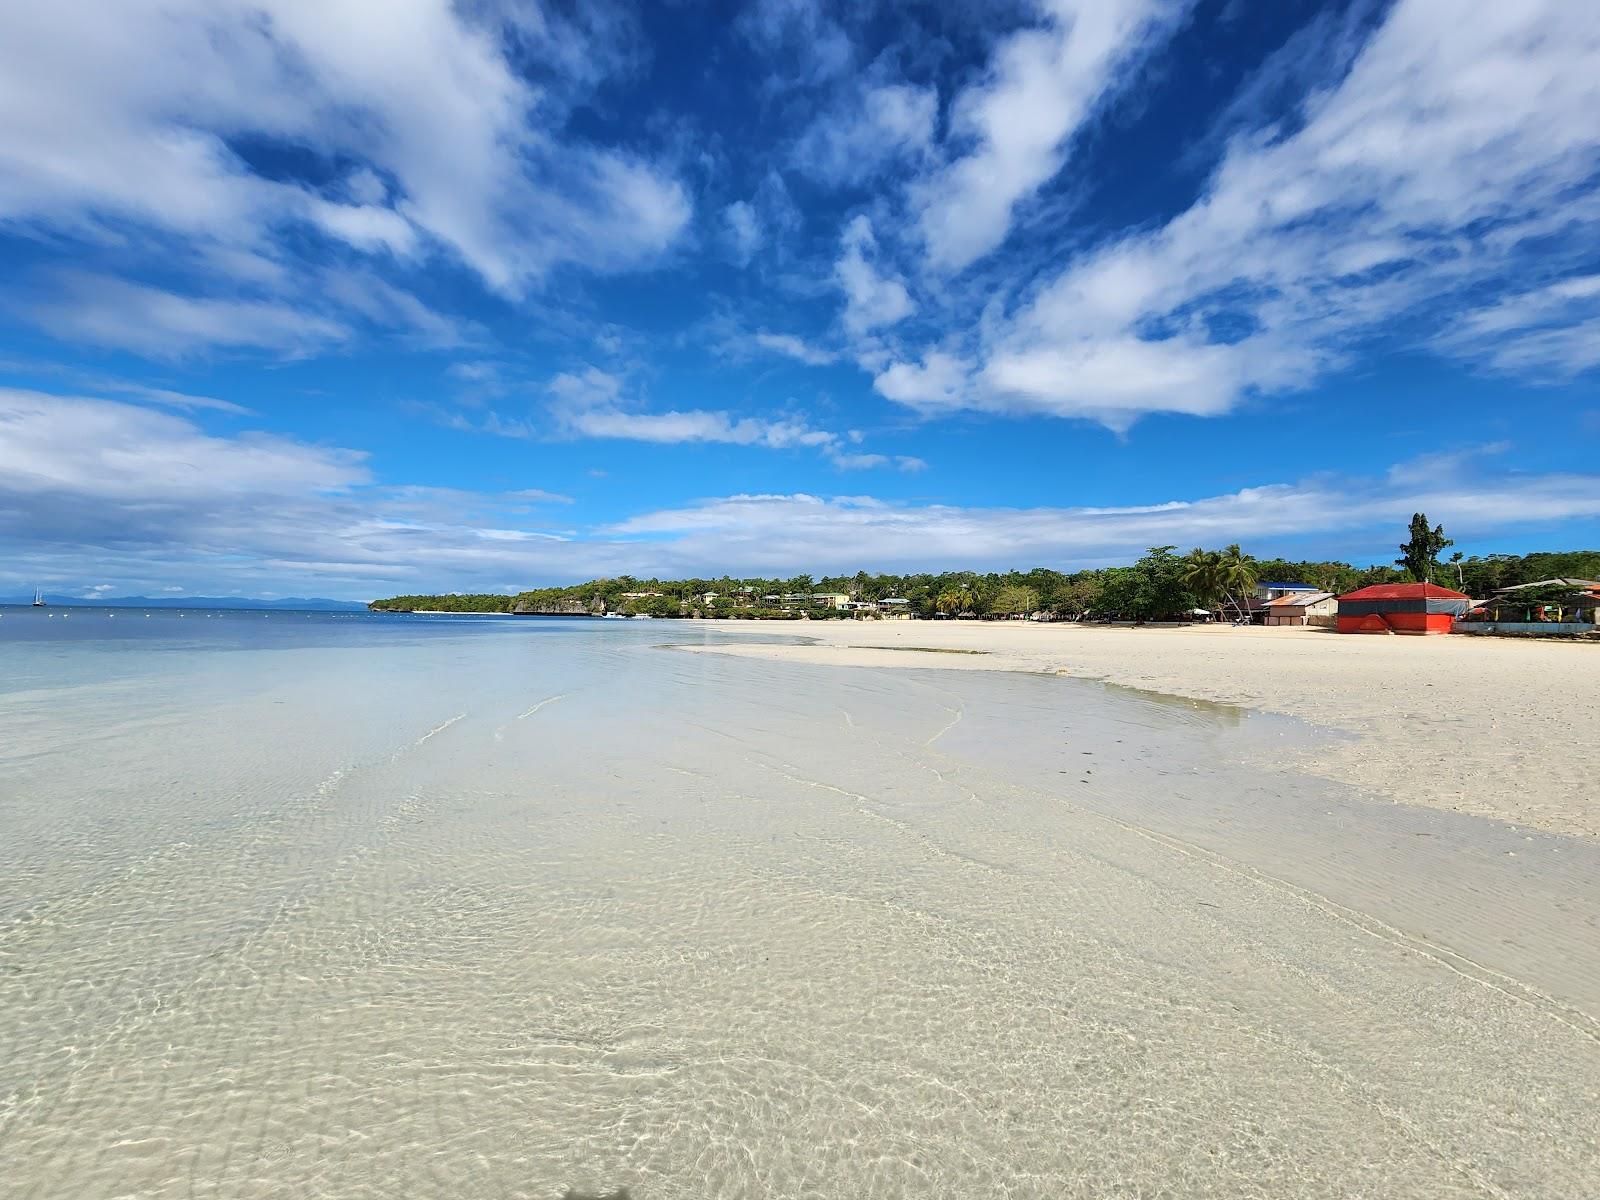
[[1336, 582, 1471, 634], [812, 592, 851, 610], [1263, 591, 1338, 627], [877, 597, 915, 620], [1456, 579, 1600, 636]]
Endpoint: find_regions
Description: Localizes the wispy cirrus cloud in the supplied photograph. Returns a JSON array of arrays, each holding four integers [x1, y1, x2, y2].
[[915, 0, 1194, 273], [0, 0, 689, 361], [722, 201, 765, 267], [543, 366, 921, 470], [872, 0, 1600, 427], [20, 273, 351, 359], [430, 361, 925, 471], [748, 332, 839, 366], [0, 359, 256, 415], [1438, 275, 1600, 379], [0, 0, 690, 293], [736, 0, 854, 90], [793, 80, 938, 188], [14, 268, 480, 360]]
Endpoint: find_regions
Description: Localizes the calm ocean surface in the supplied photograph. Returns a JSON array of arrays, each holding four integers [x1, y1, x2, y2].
[[2, 607, 1597, 1198]]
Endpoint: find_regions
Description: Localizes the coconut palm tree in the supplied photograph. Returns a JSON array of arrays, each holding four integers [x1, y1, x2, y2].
[[1218, 544, 1259, 622], [1180, 548, 1225, 615], [937, 586, 975, 616]]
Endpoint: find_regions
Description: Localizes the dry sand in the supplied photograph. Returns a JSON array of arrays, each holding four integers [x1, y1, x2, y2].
[[689, 620, 1600, 839]]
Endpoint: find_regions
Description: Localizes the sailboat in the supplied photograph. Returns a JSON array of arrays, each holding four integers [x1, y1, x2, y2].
[[32, 588, 46, 607]]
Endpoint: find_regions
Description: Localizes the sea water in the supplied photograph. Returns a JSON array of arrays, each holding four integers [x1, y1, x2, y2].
[[2, 608, 1597, 1198]]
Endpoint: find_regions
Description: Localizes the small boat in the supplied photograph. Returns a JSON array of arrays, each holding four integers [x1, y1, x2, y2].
[[32, 588, 45, 607]]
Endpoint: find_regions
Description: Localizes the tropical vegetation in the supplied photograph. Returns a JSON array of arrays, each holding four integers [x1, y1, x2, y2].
[[370, 536, 1600, 623]]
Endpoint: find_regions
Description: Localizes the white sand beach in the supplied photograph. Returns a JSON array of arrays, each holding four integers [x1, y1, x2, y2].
[[689, 621, 1600, 840]]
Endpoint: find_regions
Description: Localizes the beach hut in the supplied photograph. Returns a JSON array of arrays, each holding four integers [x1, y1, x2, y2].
[[1263, 591, 1337, 627], [1336, 582, 1470, 635]]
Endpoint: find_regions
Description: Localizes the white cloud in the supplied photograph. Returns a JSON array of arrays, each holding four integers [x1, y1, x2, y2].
[[1439, 275, 1600, 378], [723, 201, 764, 266], [6, 388, 1596, 595], [15, 265, 476, 359], [916, 0, 1190, 272], [737, 0, 853, 87], [72, 379, 255, 416], [563, 407, 838, 450], [23, 274, 349, 358], [873, 351, 971, 411], [829, 453, 928, 472], [0, 0, 689, 300], [794, 82, 938, 186], [0, 388, 366, 505], [504, 488, 575, 505], [541, 365, 918, 468], [317, 271, 478, 349], [606, 458, 1600, 574], [895, 0, 1600, 425], [547, 366, 627, 410], [836, 216, 914, 336], [751, 332, 838, 366], [446, 360, 503, 385], [0, 388, 601, 594]]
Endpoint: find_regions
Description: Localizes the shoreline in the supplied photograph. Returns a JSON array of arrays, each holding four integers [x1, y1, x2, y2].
[[685, 619, 1599, 840]]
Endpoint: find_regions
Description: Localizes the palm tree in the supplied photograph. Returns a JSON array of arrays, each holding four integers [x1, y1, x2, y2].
[[1218, 544, 1258, 622], [1180, 548, 1225, 615], [936, 586, 975, 616]]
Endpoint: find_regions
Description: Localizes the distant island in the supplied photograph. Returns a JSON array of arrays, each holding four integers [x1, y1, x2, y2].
[[370, 544, 1600, 623]]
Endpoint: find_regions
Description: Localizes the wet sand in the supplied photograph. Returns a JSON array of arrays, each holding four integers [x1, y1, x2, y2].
[[687, 620, 1600, 839], [3, 613, 1597, 1198]]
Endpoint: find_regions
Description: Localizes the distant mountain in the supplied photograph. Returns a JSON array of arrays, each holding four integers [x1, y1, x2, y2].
[[3, 595, 369, 611]]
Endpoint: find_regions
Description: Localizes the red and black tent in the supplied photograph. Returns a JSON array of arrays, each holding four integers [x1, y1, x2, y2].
[[1336, 582, 1470, 635]]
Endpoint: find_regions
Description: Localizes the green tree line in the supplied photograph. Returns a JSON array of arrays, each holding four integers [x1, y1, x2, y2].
[[370, 544, 1600, 622]]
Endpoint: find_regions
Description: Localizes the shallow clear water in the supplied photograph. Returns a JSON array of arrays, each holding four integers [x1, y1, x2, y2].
[[2, 608, 1597, 1198]]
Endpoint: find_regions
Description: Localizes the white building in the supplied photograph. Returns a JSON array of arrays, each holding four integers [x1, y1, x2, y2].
[[1255, 582, 1320, 602]]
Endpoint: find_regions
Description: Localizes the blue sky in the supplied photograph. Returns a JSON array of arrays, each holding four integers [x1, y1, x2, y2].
[[2, 0, 1597, 600]]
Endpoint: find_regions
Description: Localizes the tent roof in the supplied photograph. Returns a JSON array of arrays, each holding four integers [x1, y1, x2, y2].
[[1338, 582, 1470, 601]]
